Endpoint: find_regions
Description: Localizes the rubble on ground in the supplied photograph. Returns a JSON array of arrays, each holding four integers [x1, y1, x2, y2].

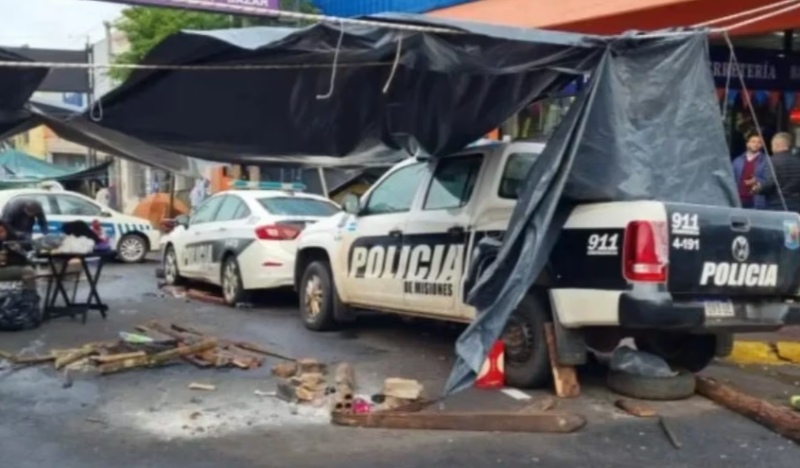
[[0, 321, 292, 374]]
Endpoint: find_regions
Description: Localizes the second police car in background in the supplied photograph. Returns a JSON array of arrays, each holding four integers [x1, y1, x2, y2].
[[0, 186, 160, 263], [160, 181, 341, 305]]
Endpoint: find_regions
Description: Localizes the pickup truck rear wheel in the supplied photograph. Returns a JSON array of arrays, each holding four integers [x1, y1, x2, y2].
[[300, 260, 345, 331], [635, 333, 716, 373], [502, 294, 551, 389]]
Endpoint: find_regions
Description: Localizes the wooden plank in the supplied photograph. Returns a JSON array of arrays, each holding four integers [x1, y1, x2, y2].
[[332, 411, 586, 433], [543, 323, 580, 398], [696, 376, 800, 443], [93, 352, 147, 364], [170, 322, 294, 361]]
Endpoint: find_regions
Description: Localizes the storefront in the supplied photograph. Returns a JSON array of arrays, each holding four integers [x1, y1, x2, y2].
[[709, 45, 800, 156]]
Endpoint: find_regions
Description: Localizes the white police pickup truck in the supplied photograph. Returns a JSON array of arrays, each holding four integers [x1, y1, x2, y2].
[[293, 140, 800, 388]]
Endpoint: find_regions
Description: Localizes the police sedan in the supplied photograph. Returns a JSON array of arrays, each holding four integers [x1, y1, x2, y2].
[[160, 181, 341, 306], [0, 187, 160, 263]]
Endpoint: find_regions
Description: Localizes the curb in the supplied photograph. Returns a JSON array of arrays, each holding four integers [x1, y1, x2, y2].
[[727, 341, 800, 365]]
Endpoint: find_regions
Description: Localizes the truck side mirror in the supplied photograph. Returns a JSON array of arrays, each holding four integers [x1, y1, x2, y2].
[[342, 193, 361, 215]]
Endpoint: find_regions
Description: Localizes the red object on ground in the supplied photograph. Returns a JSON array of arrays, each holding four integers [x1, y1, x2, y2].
[[475, 340, 506, 389]]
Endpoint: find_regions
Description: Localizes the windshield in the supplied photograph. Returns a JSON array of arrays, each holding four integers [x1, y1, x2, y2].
[[258, 197, 340, 217], [499, 153, 538, 199]]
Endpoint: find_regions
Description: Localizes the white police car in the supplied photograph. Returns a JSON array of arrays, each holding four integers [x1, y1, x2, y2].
[[160, 181, 341, 305], [0, 187, 160, 263]]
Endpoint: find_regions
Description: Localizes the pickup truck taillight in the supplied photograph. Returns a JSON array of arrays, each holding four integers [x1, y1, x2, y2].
[[623, 220, 668, 283], [255, 224, 301, 241]]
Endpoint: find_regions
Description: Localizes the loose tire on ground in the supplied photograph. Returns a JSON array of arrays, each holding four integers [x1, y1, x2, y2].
[[221, 256, 247, 306], [502, 294, 552, 389], [117, 233, 148, 264], [607, 369, 696, 401], [299, 260, 347, 331]]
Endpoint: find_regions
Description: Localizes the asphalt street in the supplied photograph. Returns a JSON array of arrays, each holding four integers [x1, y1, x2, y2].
[[0, 260, 798, 468]]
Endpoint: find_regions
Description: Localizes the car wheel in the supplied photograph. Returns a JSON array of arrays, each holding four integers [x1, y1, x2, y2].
[[221, 256, 247, 306], [635, 333, 717, 373], [118, 234, 148, 263], [163, 246, 185, 286], [501, 294, 552, 389], [299, 260, 344, 331], [607, 369, 696, 401]]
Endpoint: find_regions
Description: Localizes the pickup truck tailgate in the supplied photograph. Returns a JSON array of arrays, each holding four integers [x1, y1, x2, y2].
[[665, 203, 800, 296]]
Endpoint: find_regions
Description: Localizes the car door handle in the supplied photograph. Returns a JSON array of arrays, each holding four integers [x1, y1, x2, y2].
[[388, 229, 403, 238], [448, 226, 465, 236]]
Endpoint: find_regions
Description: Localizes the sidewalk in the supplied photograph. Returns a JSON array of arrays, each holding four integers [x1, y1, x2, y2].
[[729, 326, 800, 365]]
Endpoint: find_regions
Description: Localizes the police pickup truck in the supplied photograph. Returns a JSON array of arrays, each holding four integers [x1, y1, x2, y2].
[[294, 141, 800, 388]]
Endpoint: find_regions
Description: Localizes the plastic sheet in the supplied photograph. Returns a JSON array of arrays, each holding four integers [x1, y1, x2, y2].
[[610, 346, 677, 378]]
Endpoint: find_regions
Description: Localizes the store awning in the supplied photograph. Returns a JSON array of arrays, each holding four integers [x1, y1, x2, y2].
[[430, 0, 800, 37]]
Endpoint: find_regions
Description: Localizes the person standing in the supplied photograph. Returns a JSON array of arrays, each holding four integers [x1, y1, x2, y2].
[[1, 198, 49, 242], [754, 132, 800, 212], [732, 133, 769, 209], [95, 184, 110, 207]]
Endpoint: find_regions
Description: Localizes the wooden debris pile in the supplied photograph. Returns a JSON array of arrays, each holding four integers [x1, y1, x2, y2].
[[0, 321, 292, 375]]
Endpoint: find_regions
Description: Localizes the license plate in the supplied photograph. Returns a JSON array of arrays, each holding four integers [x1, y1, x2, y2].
[[704, 301, 735, 318]]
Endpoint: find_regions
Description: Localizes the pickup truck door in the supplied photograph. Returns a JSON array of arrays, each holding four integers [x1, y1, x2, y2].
[[338, 162, 427, 311], [400, 154, 484, 319]]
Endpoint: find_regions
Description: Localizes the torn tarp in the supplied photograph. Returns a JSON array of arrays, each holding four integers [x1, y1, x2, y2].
[[0, 48, 48, 139], [445, 32, 738, 395], [80, 14, 602, 159]]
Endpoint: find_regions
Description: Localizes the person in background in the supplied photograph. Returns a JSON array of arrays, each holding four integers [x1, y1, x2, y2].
[[754, 132, 800, 213], [732, 133, 769, 209], [1, 198, 48, 242], [0, 221, 28, 266], [189, 178, 208, 213], [95, 183, 110, 207]]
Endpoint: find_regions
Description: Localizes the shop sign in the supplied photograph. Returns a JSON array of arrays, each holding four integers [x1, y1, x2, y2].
[[107, 0, 279, 14], [708, 46, 784, 90]]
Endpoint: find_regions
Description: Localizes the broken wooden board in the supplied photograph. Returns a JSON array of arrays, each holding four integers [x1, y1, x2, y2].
[[696, 376, 800, 443], [332, 411, 586, 433], [383, 378, 423, 400], [544, 323, 580, 398], [615, 399, 657, 418]]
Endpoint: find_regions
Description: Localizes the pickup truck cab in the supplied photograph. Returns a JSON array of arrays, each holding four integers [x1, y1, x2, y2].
[[294, 141, 800, 388]]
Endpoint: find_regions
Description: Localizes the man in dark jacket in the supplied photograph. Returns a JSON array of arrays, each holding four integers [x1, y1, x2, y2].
[[756, 132, 800, 212], [1, 198, 49, 241]]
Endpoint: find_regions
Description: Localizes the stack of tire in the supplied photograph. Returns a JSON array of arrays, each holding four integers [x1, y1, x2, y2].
[[0, 266, 42, 332]]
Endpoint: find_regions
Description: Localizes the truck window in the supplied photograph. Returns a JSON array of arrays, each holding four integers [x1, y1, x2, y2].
[[363, 163, 425, 216], [424, 154, 482, 211], [499, 153, 537, 199]]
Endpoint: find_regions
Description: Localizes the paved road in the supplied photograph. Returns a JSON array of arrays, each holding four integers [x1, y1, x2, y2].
[[1, 261, 798, 468]]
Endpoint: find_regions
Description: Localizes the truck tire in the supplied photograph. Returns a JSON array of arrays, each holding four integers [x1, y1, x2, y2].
[[299, 260, 346, 331], [607, 369, 696, 401], [502, 294, 551, 389], [635, 333, 716, 373]]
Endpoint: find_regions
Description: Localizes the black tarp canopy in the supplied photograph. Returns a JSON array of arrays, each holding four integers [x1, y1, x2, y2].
[[80, 14, 603, 159], [0, 48, 48, 140]]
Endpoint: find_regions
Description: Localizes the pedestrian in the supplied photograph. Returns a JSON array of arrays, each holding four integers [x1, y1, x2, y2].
[[0, 221, 28, 267], [732, 133, 769, 209], [95, 183, 110, 207], [189, 178, 208, 213], [1, 198, 49, 242], [754, 132, 800, 212]]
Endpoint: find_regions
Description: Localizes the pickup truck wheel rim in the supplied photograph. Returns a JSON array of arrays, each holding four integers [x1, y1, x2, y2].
[[503, 318, 535, 364], [223, 262, 239, 302], [305, 275, 323, 318], [120, 236, 145, 262], [165, 250, 177, 284]]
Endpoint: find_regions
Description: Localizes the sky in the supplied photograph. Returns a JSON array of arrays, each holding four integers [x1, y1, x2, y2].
[[0, 0, 125, 49]]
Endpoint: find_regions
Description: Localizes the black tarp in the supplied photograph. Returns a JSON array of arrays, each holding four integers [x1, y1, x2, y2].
[[79, 15, 603, 159], [0, 48, 48, 140], [445, 33, 738, 394]]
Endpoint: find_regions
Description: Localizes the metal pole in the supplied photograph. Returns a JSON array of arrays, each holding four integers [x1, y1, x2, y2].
[[317, 167, 329, 198]]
